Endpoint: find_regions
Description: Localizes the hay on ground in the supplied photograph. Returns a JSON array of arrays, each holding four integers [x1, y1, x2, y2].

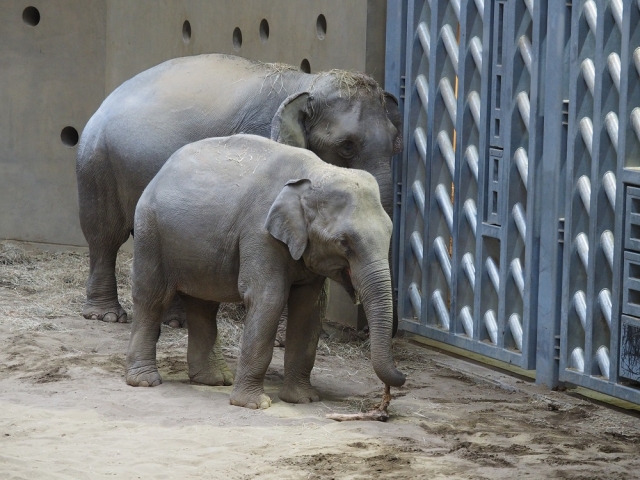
[[0, 242, 383, 364], [0, 242, 100, 322]]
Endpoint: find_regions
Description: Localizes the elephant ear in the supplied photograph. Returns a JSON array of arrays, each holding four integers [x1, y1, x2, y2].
[[270, 92, 310, 149], [265, 179, 311, 261], [384, 92, 404, 155]]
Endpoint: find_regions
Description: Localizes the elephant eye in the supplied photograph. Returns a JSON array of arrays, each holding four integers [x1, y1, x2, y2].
[[338, 140, 357, 158], [338, 237, 353, 256]]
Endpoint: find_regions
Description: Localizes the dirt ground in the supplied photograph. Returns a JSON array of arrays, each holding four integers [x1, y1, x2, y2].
[[1, 244, 640, 479]]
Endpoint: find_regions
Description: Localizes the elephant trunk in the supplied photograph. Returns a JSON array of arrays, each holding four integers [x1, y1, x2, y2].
[[366, 160, 399, 336], [362, 161, 393, 218], [352, 259, 406, 387], [377, 176, 394, 219]]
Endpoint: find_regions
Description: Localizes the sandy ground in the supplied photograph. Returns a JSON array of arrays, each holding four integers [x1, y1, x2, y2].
[[1, 246, 640, 479]]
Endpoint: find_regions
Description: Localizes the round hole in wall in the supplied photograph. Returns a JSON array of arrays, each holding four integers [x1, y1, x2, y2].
[[22, 6, 40, 26], [61, 126, 79, 147], [233, 27, 242, 51], [259, 19, 269, 43], [182, 20, 191, 43], [316, 14, 326, 40], [300, 58, 311, 73]]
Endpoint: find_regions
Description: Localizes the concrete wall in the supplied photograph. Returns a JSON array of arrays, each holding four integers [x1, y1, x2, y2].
[[0, 0, 387, 247], [105, 0, 387, 96], [0, 0, 107, 246]]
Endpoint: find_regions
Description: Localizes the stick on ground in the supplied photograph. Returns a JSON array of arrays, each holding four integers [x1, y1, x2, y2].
[[326, 384, 392, 422]]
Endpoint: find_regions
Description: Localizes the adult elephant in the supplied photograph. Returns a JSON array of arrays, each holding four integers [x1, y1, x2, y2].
[[76, 53, 402, 325]]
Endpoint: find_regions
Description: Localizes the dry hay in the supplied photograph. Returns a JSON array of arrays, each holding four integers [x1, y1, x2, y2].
[[0, 242, 111, 329], [252, 60, 299, 96], [215, 303, 246, 356], [345, 393, 383, 414], [313, 69, 386, 105], [0, 242, 32, 266], [0, 242, 384, 364], [251, 59, 386, 104], [317, 329, 371, 362], [254, 60, 298, 74]]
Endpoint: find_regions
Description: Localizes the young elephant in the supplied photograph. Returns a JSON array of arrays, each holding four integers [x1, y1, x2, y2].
[[126, 135, 406, 408]]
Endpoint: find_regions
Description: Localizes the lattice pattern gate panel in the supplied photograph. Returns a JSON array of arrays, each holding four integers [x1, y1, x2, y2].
[[390, 0, 640, 404], [397, 0, 543, 368], [560, 0, 640, 403]]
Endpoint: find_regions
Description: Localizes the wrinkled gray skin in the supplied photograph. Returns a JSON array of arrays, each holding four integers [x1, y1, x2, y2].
[[76, 54, 402, 327], [126, 135, 406, 408]]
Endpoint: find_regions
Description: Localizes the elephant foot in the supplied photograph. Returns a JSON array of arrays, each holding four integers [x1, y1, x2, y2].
[[163, 299, 187, 328], [215, 362, 235, 385], [279, 383, 321, 404], [83, 303, 128, 323], [190, 366, 234, 386], [188, 345, 235, 385], [229, 389, 271, 409], [163, 312, 186, 328], [126, 363, 162, 387]]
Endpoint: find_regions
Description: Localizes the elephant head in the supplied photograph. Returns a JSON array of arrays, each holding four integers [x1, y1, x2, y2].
[[265, 171, 406, 388], [270, 72, 403, 216]]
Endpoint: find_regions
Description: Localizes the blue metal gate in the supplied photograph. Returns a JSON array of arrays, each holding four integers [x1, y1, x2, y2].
[[560, 0, 640, 402], [386, 0, 640, 405]]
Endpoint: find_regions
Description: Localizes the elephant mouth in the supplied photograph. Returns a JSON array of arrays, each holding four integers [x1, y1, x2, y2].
[[340, 267, 360, 305]]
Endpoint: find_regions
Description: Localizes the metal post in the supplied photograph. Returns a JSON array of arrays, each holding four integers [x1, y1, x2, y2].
[[535, 0, 568, 389], [385, 0, 408, 334]]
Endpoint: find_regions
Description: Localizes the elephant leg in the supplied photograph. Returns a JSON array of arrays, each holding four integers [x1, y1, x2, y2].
[[230, 287, 287, 409], [125, 227, 171, 387], [279, 278, 325, 404], [182, 296, 234, 386], [78, 163, 131, 324], [125, 301, 165, 387], [82, 236, 130, 323], [274, 281, 327, 347]]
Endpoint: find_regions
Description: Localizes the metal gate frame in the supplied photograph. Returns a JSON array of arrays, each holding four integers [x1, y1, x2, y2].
[[388, 0, 546, 371], [386, 0, 640, 405]]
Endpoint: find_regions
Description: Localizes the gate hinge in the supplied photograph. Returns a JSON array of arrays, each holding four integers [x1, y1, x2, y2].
[[396, 181, 402, 206]]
